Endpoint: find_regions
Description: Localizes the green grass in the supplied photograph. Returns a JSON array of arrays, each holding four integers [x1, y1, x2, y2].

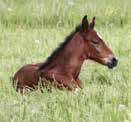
[[0, 0, 131, 122]]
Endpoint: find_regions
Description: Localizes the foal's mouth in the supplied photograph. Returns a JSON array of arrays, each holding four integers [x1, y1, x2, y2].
[[107, 62, 117, 69]]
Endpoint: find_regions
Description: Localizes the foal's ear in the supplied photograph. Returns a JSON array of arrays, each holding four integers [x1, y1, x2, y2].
[[89, 16, 96, 29], [82, 15, 89, 32]]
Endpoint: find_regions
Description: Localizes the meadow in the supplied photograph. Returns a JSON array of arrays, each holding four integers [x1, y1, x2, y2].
[[0, 0, 131, 122]]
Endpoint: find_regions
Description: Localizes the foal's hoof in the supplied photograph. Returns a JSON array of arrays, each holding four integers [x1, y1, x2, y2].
[[77, 80, 84, 89], [74, 88, 79, 94]]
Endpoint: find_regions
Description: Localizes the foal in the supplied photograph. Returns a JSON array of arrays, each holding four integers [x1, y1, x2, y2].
[[13, 15, 118, 92]]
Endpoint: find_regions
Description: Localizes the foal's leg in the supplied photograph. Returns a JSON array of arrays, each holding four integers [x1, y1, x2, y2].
[[51, 75, 77, 90], [40, 70, 78, 90], [76, 78, 84, 89], [58, 77, 77, 90], [41, 72, 77, 90]]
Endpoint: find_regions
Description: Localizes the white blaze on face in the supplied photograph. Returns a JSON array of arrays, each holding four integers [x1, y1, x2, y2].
[[97, 32, 102, 39]]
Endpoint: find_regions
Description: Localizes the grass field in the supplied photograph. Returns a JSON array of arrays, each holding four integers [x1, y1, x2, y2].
[[0, 0, 131, 122]]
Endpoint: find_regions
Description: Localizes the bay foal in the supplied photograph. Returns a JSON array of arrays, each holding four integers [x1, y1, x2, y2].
[[13, 15, 118, 92]]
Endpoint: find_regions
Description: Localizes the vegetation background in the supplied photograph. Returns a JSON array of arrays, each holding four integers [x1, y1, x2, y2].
[[0, 0, 131, 122]]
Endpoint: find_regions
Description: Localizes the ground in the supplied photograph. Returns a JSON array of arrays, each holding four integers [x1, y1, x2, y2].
[[0, 0, 131, 122]]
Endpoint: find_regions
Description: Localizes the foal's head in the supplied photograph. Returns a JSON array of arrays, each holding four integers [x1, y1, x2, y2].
[[80, 15, 118, 68]]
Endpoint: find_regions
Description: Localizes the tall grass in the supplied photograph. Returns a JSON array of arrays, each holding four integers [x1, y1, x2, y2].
[[0, 0, 131, 122], [0, 0, 131, 28]]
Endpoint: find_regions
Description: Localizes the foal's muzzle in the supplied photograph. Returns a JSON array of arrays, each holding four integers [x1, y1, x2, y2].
[[106, 57, 118, 69]]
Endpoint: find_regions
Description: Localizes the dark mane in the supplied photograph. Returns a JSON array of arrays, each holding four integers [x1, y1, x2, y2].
[[39, 24, 82, 70]]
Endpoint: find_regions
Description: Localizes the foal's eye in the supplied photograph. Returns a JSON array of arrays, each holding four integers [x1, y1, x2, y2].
[[91, 39, 99, 47], [92, 39, 98, 44]]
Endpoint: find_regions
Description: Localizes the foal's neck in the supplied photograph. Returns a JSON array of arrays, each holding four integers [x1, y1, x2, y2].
[[48, 32, 85, 78], [63, 32, 85, 62]]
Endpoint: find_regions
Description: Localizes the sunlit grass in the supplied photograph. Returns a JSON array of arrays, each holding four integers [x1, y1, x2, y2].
[[0, 0, 131, 122]]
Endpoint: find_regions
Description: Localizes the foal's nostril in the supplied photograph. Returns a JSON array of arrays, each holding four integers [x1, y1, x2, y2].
[[112, 57, 118, 66], [106, 57, 118, 69]]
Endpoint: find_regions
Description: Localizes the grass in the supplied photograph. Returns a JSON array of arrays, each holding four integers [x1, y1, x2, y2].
[[0, 0, 131, 122]]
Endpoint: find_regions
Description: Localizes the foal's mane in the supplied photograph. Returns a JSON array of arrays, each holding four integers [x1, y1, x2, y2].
[[39, 24, 82, 70]]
